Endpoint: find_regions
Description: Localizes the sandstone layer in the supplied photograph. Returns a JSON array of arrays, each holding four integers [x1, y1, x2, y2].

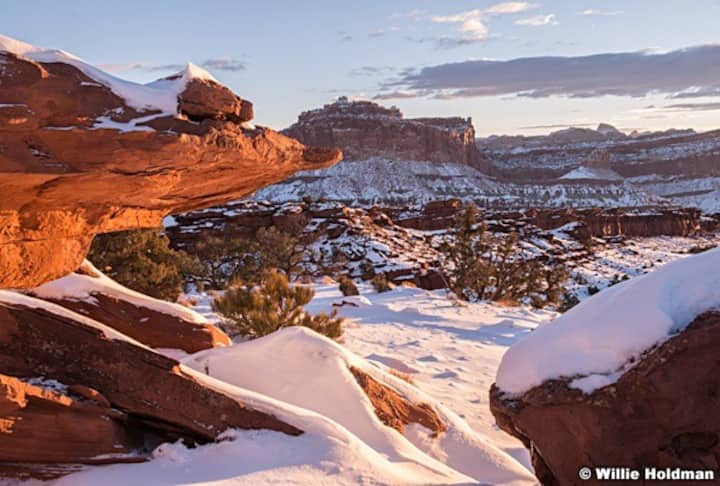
[[283, 96, 489, 172], [490, 311, 720, 485], [27, 261, 231, 353], [0, 296, 302, 442], [0, 50, 341, 288]]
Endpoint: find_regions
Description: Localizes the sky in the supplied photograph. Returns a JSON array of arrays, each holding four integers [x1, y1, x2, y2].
[[3, 1, 720, 136]]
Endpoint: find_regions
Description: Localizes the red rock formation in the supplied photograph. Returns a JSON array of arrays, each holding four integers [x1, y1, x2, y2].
[[490, 311, 720, 486], [283, 97, 489, 172], [0, 49, 341, 289], [27, 261, 231, 353], [0, 373, 143, 473], [350, 366, 446, 435], [0, 296, 302, 442]]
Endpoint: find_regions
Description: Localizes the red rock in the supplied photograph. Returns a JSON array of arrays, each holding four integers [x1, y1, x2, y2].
[[490, 311, 720, 485], [0, 51, 341, 289], [350, 366, 446, 435], [0, 298, 303, 443], [283, 97, 490, 172], [178, 77, 253, 122], [28, 261, 231, 353], [0, 373, 142, 472]]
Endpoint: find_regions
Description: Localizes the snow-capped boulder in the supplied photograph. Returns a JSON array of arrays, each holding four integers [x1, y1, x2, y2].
[[27, 260, 230, 353], [0, 35, 341, 288], [489, 248, 720, 484]]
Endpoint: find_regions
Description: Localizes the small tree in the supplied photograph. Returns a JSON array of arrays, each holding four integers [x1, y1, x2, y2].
[[338, 275, 360, 296], [213, 270, 343, 340], [88, 229, 197, 301], [441, 204, 567, 305]]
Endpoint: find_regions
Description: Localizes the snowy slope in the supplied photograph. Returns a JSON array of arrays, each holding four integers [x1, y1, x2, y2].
[[0, 34, 214, 116], [183, 326, 536, 485], [254, 157, 659, 208], [496, 247, 720, 395]]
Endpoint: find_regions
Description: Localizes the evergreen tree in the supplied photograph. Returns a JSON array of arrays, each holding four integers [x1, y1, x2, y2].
[[213, 270, 343, 340], [88, 229, 197, 301]]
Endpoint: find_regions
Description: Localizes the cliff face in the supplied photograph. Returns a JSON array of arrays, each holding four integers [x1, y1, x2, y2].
[[283, 97, 489, 172], [0, 46, 340, 288]]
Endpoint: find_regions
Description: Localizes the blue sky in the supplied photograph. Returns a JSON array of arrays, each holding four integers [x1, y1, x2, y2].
[[4, 1, 719, 135]]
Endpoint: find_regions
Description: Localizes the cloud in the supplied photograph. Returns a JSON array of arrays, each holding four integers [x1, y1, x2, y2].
[[514, 14, 557, 26], [373, 90, 425, 100], [348, 65, 395, 77], [661, 102, 720, 112], [430, 2, 537, 47], [577, 9, 623, 16], [201, 58, 246, 72], [368, 29, 386, 38], [518, 123, 598, 130], [382, 45, 720, 100], [97, 62, 146, 73], [144, 63, 186, 72]]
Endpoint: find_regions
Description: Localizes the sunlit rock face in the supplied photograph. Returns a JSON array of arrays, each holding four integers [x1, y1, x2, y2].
[[0, 48, 340, 288], [283, 96, 489, 172]]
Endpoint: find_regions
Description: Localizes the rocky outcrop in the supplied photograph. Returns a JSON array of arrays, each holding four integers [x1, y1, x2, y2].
[[178, 77, 254, 123], [0, 373, 144, 478], [489, 311, 720, 485], [27, 261, 231, 353], [350, 366, 446, 435], [0, 47, 341, 288], [283, 96, 489, 172], [0, 294, 302, 443]]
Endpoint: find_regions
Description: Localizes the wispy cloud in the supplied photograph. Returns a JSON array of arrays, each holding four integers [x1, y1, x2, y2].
[[514, 14, 557, 26], [377, 45, 720, 100], [577, 9, 623, 16], [201, 58, 246, 72], [430, 2, 537, 47], [99, 59, 246, 74], [348, 65, 395, 77], [659, 102, 720, 112]]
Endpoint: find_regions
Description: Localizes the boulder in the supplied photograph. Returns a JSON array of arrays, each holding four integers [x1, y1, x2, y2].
[[0, 373, 142, 472], [0, 293, 302, 445], [178, 77, 254, 122], [28, 260, 230, 353], [490, 311, 720, 485], [0, 48, 341, 289]]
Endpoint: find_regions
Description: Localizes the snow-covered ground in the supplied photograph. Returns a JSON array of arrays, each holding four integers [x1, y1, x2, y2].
[[19, 235, 718, 485]]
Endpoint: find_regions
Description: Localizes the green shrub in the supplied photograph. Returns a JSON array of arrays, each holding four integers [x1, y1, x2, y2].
[[88, 229, 197, 301], [338, 275, 360, 296], [440, 204, 567, 305], [213, 270, 343, 340]]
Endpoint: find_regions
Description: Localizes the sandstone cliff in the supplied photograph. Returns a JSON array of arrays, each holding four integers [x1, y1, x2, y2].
[[0, 37, 340, 288], [283, 96, 489, 171]]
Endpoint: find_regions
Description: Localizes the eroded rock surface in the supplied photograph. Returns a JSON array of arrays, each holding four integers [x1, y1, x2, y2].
[[27, 261, 230, 353], [490, 311, 720, 485], [0, 50, 340, 288], [0, 296, 302, 442], [350, 366, 446, 435], [283, 96, 488, 171]]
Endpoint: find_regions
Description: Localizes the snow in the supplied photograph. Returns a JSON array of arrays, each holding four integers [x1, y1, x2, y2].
[[496, 247, 720, 395], [0, 290, 146, 347], [0, 35, 214, 116], [183, 326, 535, 484], [559, 166, 623, 182], [30, 260, 209, 325]]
